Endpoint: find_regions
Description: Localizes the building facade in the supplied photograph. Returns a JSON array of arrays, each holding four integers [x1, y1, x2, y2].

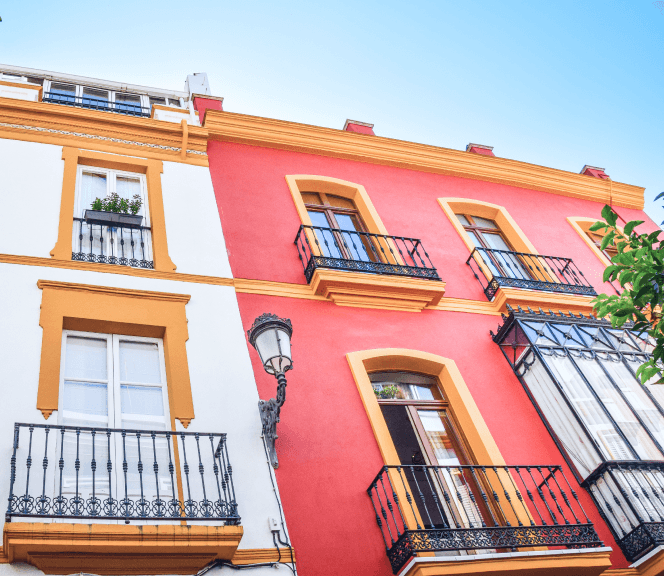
[[200, 108, 664, 576], [0, 66, 293, 575], [2, 62, 664, 576]]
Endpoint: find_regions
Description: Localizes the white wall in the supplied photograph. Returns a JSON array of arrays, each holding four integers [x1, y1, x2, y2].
[[0, 136, 291, 574], [0, 139, 64, 258], [0, 139, 233, 279], [161, 161, 231, 278]]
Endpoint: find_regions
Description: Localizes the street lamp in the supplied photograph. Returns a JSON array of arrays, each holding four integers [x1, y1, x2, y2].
[[247, 313, 293, 468]]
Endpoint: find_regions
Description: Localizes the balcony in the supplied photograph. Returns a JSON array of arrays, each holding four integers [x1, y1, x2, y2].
[[583, 461, 664, 562], [72, 217, 154, 269], [368, 464, 602, 574], [466, 247, 597, 301], [43, 92, 151, 117], [295, 225, 441, 283], [6, 423, 239, 523]]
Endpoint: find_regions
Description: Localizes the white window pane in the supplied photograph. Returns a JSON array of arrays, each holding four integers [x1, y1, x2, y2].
[[116, 176, 143, 215], [481, 232, 511, 251], [121, 385, 164, 416], [473, 216, 498, 229], [65, 336, 107, 380], [80, 172, 107, 216], [119, 341, 161, 383], [456, 214, 470, 226], [63, 381, 108, 416]]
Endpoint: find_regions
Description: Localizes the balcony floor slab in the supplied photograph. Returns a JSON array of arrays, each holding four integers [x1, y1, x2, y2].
[[400, 547, 613, 576]]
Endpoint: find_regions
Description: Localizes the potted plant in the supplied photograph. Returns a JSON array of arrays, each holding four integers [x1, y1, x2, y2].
[[373, 384, 400, 400], [84, 192, 144, 228]]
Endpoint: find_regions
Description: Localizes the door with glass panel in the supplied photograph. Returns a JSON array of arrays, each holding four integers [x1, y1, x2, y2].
[[302, 192, 375, 262], [456, 214, 532, 281], [371, 372, 486, 539], [58, 331, 172, 516], [73, 166, 152, 266]]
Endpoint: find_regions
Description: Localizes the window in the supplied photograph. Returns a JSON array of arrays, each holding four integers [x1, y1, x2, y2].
[[586, 229, 619, 260], [59, 331, 172, 504], [49, 82, 76, 104], [370, 371, 485, 532], [149, 96, 183, 109], [72, 166, 153, 268], [303, 191, 375, 262], [456, 213, 531, 280]]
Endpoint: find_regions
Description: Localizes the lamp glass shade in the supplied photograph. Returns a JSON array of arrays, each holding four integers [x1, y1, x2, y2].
[[254, 327, 292, 375]]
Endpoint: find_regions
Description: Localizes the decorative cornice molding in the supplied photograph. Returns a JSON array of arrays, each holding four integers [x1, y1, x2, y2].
[[0, 253, 234, 286], [37, 279, 191, 304], [204, 111, 644, 210], [0, 97, 209, 165]]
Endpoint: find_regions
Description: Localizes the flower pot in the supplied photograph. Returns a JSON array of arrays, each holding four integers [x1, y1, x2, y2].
[[84, 210, 144, 229]]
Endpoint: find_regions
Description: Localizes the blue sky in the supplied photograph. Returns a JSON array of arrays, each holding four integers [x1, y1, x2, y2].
[[2, 0, 663, 223]]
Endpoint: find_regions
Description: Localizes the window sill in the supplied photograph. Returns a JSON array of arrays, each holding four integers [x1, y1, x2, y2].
[[310, 268, 446, 312], [400, 547, 612, 576], [1, 522, 243, 575]]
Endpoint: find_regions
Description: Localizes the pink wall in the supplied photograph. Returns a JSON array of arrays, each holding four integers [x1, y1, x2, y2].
[[236, 294, 627, 574], [206, 141, 655, 573], [207, 140, 657, 302]]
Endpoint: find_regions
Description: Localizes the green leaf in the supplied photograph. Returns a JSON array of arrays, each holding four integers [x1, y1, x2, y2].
[[600, 231, 616, 251], [589, 221, 607, 232], [601, 205, 618, 227], [624, 220, 644, 236]]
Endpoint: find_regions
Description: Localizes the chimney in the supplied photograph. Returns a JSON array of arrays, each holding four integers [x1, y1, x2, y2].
[[580, 165, 609, 180], [185, 73, 211, 96], [343, 119, 375, 135], [466, 143, 495, 157]]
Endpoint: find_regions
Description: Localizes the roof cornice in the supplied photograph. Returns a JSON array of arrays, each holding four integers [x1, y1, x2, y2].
[[204, 110, 644, 210], [0, 97, 209, 165]]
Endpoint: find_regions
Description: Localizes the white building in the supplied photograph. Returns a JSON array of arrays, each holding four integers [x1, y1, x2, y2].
[[0, 65, 294, 576]]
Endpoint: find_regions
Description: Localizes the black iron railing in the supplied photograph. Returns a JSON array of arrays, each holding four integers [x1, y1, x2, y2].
[[583, 461, 664, 562], [6, 423, 239, 524], [72, 217, 153, 269], [369, 464, 602, 574], [43, 92, 151, 117], [294, 225, 441, 283], [466, 247, 596, 300]]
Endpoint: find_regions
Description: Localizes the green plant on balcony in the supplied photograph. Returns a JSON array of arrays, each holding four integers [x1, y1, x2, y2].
[[91, 192, 142, 215]]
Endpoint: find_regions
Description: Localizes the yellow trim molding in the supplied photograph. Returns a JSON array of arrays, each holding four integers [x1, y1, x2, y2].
[[36, 280, 194, 428], [400, 548, 612, 576], [204, 111, 644, 209], [1, 522, 242, 575], [50, 148, 177, 273], [231, 547, 296, 565], [0, 80, 43, 101], [285, 174, 391, 235], [346, 349, 506, 467], [310, 268, 446, 312], [0, 97, 208, 166], [438, 198, 538, 254], [568, 216, 614, 268], [492, 287, 597, 315]]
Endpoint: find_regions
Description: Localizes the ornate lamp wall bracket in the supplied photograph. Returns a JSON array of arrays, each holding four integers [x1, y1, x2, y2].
[[259, 371, 288, 468]]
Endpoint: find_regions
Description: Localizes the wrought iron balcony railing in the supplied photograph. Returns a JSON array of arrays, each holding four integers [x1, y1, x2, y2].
[[369, 464, 602, 574], [466, 247, 596, 301], [6, 423, 239, 524], [72, 217, 154, 269], [43, 92, 151, 117], [583, 461, 664, 562], [294, 225, 441, 283]]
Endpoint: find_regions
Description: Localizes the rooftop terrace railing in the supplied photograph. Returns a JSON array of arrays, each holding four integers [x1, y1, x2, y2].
[[6, 423, 240, 524], [369, 464, 602, 573], [43, 92, 151, 117], [294, 224, 441, 283], [466, 247, 597, 301]]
